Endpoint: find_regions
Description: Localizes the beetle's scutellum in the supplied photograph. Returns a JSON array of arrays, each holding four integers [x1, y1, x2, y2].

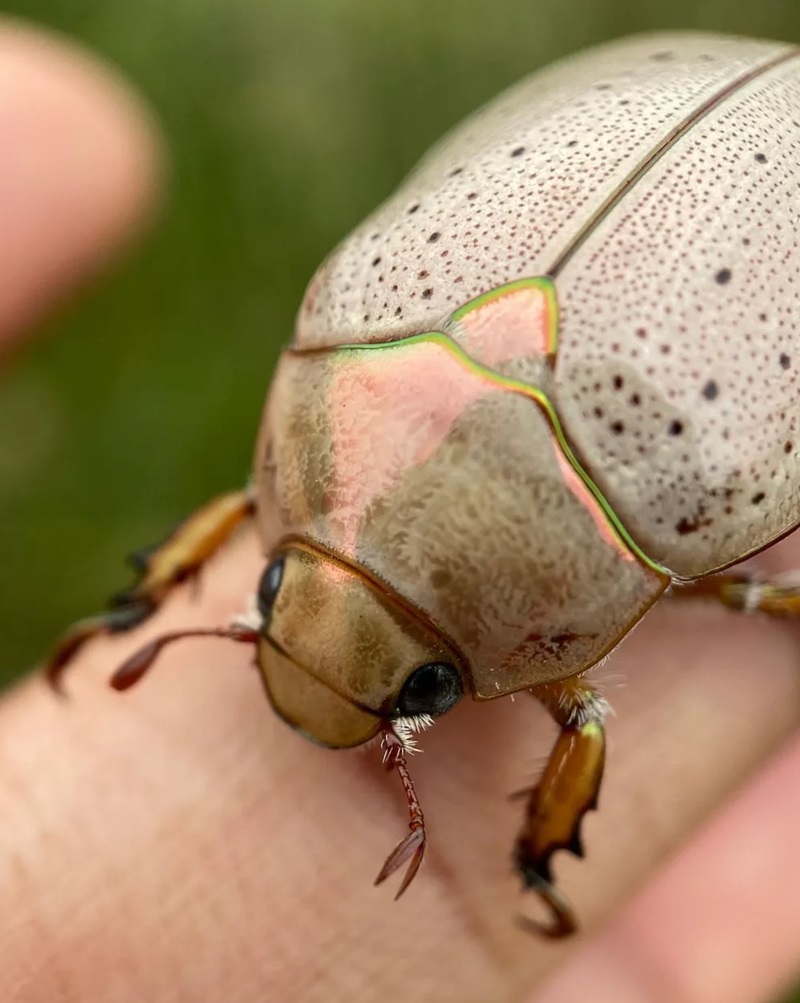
[[48, 32, 800, 937]]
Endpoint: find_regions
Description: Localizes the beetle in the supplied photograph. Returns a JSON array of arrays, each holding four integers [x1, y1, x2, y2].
[[46, 31, 800, 937]]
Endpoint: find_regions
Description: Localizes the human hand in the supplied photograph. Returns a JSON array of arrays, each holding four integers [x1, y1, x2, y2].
[[2, 19, 800, 1003]]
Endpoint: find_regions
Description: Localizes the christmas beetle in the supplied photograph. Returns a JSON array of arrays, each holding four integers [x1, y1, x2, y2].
[[47, 31, 800, 937]]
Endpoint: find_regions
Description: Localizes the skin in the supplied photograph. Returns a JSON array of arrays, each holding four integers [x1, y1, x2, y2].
[[2, 18, 800, 1002]]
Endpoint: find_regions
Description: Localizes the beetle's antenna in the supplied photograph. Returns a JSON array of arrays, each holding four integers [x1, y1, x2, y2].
[[374, 725, 427, 899], [110, 625, 260, 691]]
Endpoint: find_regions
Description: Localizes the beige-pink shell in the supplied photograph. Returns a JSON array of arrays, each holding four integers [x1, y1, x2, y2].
[[294, 32, 800, 579]]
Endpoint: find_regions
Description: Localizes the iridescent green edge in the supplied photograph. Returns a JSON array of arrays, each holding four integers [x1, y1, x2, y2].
[[336, 327, 668, 577], [448, 275, 559, 354]]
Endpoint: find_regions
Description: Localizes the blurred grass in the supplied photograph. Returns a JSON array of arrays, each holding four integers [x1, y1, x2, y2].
[[0, 1, 799, 995]]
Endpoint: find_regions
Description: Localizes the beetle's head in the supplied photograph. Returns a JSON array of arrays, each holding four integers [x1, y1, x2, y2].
[[255, 540, 467, 748]]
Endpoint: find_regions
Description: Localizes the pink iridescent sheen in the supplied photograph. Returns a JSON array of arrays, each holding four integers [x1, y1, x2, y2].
[[326, 341, 487, 551], [554, 448, 636, 562], [450, 283, 555, 367]]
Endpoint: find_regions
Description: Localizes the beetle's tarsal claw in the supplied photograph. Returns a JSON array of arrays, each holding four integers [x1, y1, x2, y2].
[[515, 870, 578, 939], [514, 835, 578, 937]]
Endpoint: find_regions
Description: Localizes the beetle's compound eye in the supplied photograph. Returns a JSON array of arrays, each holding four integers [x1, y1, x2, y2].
[[257, 555, 285, 620], [396, 662, 463, 717]]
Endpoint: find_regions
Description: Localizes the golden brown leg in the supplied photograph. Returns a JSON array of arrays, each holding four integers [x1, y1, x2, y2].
[[672, 572, 800, 618], [46, 488, 255, 688], [514, 677, 607, 938]]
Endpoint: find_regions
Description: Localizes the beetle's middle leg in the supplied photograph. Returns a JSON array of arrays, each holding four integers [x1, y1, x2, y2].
[[46, 487, 256, 688], [514, 676, 607, 938], [672, 571, 800, 618]]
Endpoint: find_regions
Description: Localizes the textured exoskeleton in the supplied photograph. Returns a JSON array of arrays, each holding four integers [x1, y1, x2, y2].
[[48, 32, 800, 937]]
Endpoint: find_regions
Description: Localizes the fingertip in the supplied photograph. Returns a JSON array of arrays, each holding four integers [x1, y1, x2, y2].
[[0, 17, 165, 348]]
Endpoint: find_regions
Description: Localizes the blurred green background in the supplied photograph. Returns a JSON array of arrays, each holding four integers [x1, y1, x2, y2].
[[0, 0, 799, 998]]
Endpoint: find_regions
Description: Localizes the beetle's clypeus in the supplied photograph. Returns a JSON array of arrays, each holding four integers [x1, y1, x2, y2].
[[47, 31, 800, 937]]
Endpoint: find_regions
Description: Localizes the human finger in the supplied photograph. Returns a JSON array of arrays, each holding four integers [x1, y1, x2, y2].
[[2, 529, 800, 1001], [0, 17, 161, 358]]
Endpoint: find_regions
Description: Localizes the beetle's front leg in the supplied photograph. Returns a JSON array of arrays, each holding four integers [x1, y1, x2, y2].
[[514, 677, 608, 938], [46, 487, 256, 688]]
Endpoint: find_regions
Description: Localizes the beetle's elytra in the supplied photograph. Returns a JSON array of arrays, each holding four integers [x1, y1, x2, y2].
[[47, 31, 800, 937]]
